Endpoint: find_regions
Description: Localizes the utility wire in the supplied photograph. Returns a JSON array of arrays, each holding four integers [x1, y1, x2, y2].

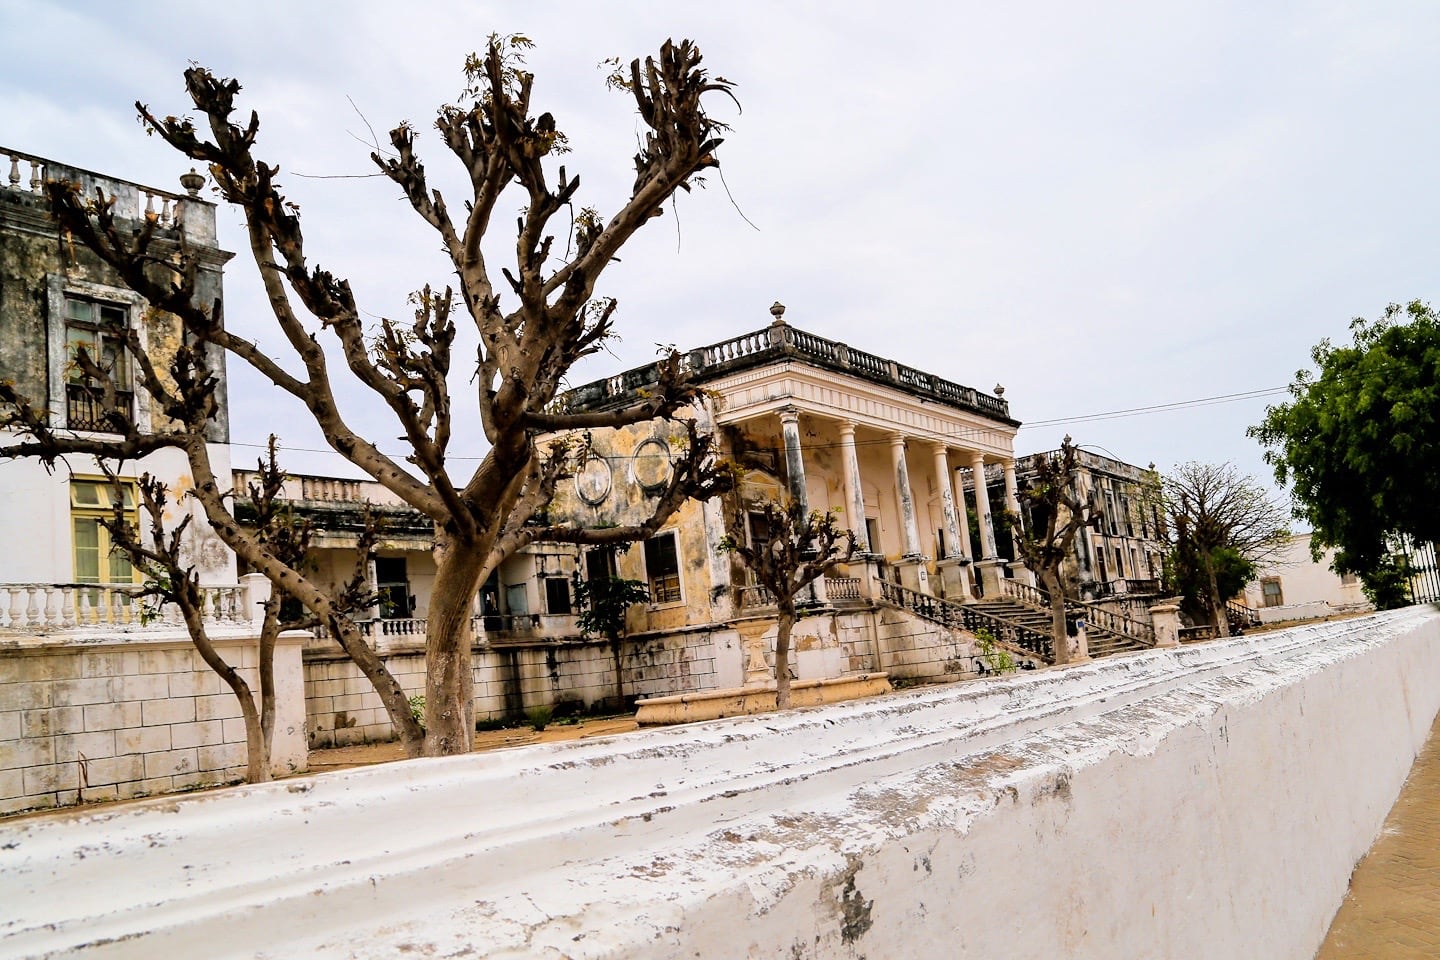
[[228, 381, 1298, 464]]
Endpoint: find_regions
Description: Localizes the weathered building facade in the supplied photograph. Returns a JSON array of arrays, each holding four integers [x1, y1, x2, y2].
[[0, 148, 236, 592], [1007, 447, 1168, 601]]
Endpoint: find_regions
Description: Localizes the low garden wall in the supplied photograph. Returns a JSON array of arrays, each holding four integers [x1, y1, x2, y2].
[[4, 607, 1436, 957], [0, 629, 306, 816]]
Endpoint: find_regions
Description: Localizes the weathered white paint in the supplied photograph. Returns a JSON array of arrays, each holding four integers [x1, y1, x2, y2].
[[0, 628, 305, 815], [4, 608, 1438, 958], [0, 442, 236, 587]]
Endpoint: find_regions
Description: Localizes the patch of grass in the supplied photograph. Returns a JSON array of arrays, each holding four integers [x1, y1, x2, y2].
[[526, 705, 553, 732]]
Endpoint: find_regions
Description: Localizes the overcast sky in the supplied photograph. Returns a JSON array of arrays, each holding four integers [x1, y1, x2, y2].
[[4, 1, 1438, 496]]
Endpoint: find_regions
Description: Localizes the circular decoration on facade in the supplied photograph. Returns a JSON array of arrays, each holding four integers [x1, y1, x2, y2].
[[632, 437, 674, 494], [575, 455, 613, 506]]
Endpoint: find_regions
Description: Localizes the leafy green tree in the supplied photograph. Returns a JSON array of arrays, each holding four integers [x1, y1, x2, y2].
[[1251, 300, 1440, 585], [1164, 544, 1255, 629], [572, 568, 651, 706], [1359, 552, 1413, 611]]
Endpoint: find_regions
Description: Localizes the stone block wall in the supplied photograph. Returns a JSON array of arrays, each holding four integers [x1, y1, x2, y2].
[[872, 606, 984, 679], [305, 628, 731, 748], [0, 630, 306, 816]]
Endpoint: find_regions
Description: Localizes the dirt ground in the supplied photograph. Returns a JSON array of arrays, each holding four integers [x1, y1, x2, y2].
[[306, 716, 642, 773]]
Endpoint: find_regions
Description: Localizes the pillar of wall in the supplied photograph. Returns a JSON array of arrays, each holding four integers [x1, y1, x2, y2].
[[1002, 459, 1034, 587], [891, 434, 930, 595], [970, 451, 1004, 596], [932, 443, 974, 600]]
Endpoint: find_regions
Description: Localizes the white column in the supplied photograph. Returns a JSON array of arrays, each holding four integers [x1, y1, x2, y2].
[[891, 435, 922, 558], [839, 421, 869, 552], [779, 407, 808, 512], [1002, 458, 1034, 586], [932, 443, 962, 559], [970, 451, 998, 559], [1002, 460, 1022, 533], [953, 466, 975, 561]]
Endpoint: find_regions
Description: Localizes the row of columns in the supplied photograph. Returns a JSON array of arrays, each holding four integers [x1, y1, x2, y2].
[[780, 406, 1028, 599]]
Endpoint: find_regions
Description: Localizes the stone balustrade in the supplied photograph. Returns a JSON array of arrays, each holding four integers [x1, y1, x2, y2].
[[0, 583, 252, 632], [2, 146, 190, 227], [551, 321, 1013, 422]]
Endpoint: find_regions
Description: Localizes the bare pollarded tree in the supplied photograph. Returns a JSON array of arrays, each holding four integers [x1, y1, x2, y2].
[[5, 36, 739, 755], [1163, 462, 1289, 635], [720, 500, 856, 709], [1006, 439, 1101, 664]]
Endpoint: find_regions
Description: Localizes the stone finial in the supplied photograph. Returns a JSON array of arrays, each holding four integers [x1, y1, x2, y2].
[[769, 301, 786, 324], [993, 383, 1005, 397], [179, 168, 205, 197], [1063, 433, 1072, 445]]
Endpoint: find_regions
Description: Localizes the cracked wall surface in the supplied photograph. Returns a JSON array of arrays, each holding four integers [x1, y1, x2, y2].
[[3, 608, 1439, 958]]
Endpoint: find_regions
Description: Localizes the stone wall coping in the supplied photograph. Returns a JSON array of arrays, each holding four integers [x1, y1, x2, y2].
[[2, 608, 1436, 957], [634, 672, 890, 707], [0, 627, 303, 654]]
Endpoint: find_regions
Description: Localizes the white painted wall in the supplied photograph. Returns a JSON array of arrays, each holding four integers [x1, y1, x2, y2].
[[0, 441, 236, 586], [1244, 531, 1371, 620], [3, 609, 1438, 958]]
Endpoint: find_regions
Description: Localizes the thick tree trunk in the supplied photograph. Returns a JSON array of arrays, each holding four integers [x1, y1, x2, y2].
[[258, 601, 279, 776], [424, 531, 486, 755], [775, 602, 795, 710], [610, 637, 626, 708], [1201, 551, 1231, 637], [179, 596, 269, 783], [1041, 567, 1071, 665]]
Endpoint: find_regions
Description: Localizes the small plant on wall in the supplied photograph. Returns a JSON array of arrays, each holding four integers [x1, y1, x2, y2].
[[719, 499, 856, 709]]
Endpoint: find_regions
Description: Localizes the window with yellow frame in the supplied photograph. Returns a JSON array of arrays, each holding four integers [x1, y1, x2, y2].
[[70, 479, 140, 585]]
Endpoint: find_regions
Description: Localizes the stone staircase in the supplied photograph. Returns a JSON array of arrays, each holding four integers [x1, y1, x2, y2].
[[877, 579, 1157, 665], [969, 598, 1150, 659], [990, 578, 1156, 658]]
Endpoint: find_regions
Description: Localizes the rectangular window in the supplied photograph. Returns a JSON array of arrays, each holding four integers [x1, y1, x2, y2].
[[63, 296, 133, 432], [375, 556, 410, 619], [544, 576, 572, 615], [505, 583, 529, 617], [585, 546, 617, 582], [1261, 577, 1284, 608], [643, 532, 682, 604], [70, 479, 138, 584]]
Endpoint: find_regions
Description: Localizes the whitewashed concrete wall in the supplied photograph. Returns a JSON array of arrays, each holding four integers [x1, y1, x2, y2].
[[5, 607, 1437, 958], [0, 629, 305, 815], [307, 627, 740, 746]]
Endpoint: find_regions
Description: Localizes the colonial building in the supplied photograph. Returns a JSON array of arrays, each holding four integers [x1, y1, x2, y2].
[[1006, 447, 1168, 601], [0, 148, 237, 599], [543, 302, 1026, 628]]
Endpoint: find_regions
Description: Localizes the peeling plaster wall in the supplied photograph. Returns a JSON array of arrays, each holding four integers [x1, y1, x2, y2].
[[5, 609, 1438, 958], [305, 627, 735, 747]]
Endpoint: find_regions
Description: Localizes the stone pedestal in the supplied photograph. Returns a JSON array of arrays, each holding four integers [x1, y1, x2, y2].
[[736, 618, 775, 687], [1149, 599, 1183, 648], [936, 558, 974, 601], [1008, 559, 1035, 588], [975, 558, 1006, 598], [1069, 622, 1092, 663], [896, 556, 932, 595]]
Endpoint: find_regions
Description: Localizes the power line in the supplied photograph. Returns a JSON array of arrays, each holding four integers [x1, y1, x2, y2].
[[228, 381, 1297, 463]]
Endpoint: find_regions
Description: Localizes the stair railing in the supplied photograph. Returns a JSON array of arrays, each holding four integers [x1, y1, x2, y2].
[[879, 580, 1053, 662], [998, 576, 1154, 645]]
